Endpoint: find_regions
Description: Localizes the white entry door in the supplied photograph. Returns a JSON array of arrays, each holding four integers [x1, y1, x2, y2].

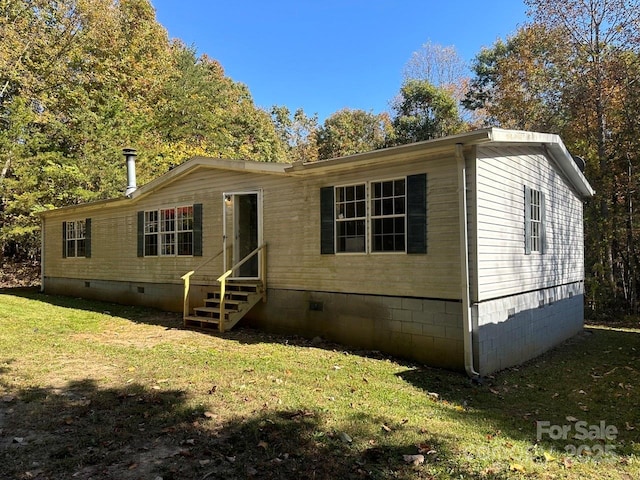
[[222, 191, 261, 278]]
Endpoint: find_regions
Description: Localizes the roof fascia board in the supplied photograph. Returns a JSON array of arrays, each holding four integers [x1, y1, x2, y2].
[[286, 129, 494, 175], [486, 129, 594, 199], [40, 157, 290, 217], [129, 157, 290, 200]]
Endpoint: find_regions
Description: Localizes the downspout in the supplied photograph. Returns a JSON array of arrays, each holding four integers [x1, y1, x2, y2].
[[455, 143, 480, 379]]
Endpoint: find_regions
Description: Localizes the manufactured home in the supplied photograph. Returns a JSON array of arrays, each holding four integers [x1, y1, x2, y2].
[[39, 128, 594, 375]]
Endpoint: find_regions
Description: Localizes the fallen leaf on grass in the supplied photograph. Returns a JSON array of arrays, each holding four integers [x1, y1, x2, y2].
[[403, 454, 425, 465], [381, 424, 392, 432], [417, 443, 436, 455], [339, 432, 352, 443], [566, 416, 579, 422], [509, 463, 525, 473], [543, 452, 557, 462], [257, 440, 269, 449], [626, 422, 635, 431], [203, 411, 217, 419]]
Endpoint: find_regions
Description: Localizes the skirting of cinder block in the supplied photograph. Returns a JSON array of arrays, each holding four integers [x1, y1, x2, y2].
[[245, 289, 465, 370], [473, 281, 584, 375], [43, 277, 184, 312]]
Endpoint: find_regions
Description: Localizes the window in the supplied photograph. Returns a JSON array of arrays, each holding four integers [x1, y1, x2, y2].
[[320, 174, 426, 255], [371, 179, 406, 252], [140, 205, 200, 257], [335, 184, 366, 252], [177, 206, 194, 256], [144, 211, 159, 256], [66, 220, 85, 257], [62, 219, 91, 258], [525, 186, 546, 254], [160, 207, 177, 255]]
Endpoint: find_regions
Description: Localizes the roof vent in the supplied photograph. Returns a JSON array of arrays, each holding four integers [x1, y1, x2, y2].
[[572, 155, 586, 172], [123, 148, 137, 196]]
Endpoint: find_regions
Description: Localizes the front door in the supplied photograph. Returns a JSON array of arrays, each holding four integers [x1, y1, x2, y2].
[[223, 192, 260, 278]]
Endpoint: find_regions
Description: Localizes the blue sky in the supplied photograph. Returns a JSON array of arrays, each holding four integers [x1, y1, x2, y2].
[[150, 1, 529, 123]]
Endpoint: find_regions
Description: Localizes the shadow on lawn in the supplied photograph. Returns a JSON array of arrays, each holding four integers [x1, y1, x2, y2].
[[0, 376, 508, 480], [3, 289, 639, 471], [0, 286, 182, 329], [397, 327, 640, 457]]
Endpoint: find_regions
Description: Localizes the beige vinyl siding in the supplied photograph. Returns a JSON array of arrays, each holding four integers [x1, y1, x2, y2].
[[474, 145, 585, 301], [43, 153, 463, 301], [265, 154, 462, 299]]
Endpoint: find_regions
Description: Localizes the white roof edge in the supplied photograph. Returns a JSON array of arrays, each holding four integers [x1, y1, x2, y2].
[[127, 157, 290, 200], [487, 128, 594, 199], [40, 157, 291, 216], [40, 128, 593, 216]]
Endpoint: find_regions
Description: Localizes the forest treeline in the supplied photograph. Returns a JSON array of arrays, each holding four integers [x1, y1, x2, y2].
[[2, 0, 640, 317]]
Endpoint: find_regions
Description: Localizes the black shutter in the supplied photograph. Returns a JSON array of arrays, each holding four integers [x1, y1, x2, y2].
[[62, 221, 67, 258], [193, 203, 203, 257], [85, 218, 92, 258], [540, 191, 546, 255], [524, 185, 531, 255], [137, 211, 145, 257], [320, 186, 335, 254], [407, 174, 427, 254]]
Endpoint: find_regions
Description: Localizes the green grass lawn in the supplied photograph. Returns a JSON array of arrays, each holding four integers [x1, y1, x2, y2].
[[0, 289, 639, 479]]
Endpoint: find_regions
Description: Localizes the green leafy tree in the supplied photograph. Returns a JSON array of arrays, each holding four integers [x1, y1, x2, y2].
[[463, 24, 570, 132], [271, 106, 319, 162], [391, 79, 464, 145], [525, 0, 640, 314], [0, 0, 287, 260], [315, 108, 391, 160]]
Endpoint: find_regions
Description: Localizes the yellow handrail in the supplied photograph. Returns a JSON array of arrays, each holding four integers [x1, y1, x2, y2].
[[181, 248, 225, 325], [183, 244, 267, 329], [180, 270, 194, 324], [216, 243, 267, 333]]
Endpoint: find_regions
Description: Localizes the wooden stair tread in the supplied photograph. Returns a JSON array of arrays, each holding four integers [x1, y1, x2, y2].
[[193, 306, 226, 314], [204, 298, 243, 305], [185, 280, 265, 333], [184, 315, 220, 325]]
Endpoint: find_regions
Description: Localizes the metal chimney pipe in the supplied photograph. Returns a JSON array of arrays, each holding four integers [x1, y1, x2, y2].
[[123, 148, 137, 196]]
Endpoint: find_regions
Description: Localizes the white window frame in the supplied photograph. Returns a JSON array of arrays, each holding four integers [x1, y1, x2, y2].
[[525, 185, 546, 255], [529, 188, 542, 253], [333, 177, 408, 254], [370, 177, 407, 253], [144, 205, 194, 257], [335, 183, 367, 253], [65, 219, 86, 258]]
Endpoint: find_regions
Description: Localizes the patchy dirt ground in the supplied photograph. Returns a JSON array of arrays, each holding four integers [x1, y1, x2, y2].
[[0, 260, 40, 288]]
